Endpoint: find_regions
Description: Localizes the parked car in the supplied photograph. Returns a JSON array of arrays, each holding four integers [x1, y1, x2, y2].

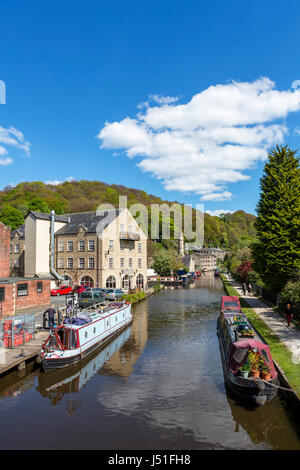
[[104, 288, 125, 301], [72, 285, 89, 294], [78, 290, 106, 308], [50, 285, 73, 296]]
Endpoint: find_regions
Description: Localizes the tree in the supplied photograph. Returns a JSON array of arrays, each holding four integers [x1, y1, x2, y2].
[[152, 249, 173, 276], [253, 145, 300, 292], [0, 206, 24, 231], [28, 197, 50, 213]]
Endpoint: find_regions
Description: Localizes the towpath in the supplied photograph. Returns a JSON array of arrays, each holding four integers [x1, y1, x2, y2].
[[224, 274, 300, 360]]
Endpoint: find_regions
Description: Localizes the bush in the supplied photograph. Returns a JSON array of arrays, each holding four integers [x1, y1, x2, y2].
[[280, 280, 300, 318]]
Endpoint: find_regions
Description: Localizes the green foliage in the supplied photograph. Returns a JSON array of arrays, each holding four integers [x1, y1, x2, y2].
[[122, 291, 147, 304], [0, 181, 256, 252], [253, 146, 300, 292], [280, 279, 300, 316], [0, 206, 24, 231]]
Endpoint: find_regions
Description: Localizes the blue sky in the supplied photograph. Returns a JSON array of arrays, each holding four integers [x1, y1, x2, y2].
[[1, 0, 300, 216]]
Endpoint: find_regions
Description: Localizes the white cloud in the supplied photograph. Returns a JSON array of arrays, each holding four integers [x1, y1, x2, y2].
[[201, 191, 233, 202], [45, 176, 76, 185], [205, 209, 234, 217], [97, 78, 300, 200], [0, 126, 31, 166]]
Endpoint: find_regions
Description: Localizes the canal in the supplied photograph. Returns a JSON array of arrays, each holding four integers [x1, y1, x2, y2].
[[0, 272, 300, 450]]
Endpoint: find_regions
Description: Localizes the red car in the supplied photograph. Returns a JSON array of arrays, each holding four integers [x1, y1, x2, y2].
[[50, 285, 73, 296], [72, 285, 89, 294]]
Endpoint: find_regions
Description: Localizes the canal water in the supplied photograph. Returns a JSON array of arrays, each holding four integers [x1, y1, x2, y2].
[[0, 272, 300, 450]]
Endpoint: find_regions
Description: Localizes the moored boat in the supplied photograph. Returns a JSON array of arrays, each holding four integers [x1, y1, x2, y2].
[[217, 295, 279, 406], [40, 300, 132, 371]]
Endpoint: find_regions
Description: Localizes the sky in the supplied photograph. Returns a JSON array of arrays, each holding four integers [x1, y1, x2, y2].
[[1, 0, 300, 216]]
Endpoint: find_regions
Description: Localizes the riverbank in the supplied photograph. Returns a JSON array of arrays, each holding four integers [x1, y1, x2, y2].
[[220, 273, 300, 404]]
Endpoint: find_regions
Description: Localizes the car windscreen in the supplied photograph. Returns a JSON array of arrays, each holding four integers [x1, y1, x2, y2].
[[80, 292, 92, 299]]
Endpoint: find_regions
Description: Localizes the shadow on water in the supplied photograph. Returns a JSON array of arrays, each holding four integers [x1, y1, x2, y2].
[[0, 271, 299, 449]]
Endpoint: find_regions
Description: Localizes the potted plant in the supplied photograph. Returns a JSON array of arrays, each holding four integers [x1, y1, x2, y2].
[[248, 350, 260, 378], [239, 361, 251, 378], [260, 363, 271, 381]]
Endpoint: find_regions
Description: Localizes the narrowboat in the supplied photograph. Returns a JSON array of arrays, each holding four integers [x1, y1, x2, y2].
[[217, 296, 279, 406], [40, 300, 132, 371], [38, 326, 132, 403]]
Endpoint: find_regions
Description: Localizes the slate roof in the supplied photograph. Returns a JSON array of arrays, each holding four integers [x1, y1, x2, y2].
[[27, 211, 70, 223], [54, 209, 123, 235], [11, 224, 25, 239]]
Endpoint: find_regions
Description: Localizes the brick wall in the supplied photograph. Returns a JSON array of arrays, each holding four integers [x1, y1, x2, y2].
[[0, 222, 10, 278], [0, 279, 50, 317]]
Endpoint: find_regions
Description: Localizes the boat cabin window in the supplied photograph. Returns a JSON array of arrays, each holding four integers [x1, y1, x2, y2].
[[223, 301, 239, 308], [44, 332, 63, 350], [56, 328, 77, 350]]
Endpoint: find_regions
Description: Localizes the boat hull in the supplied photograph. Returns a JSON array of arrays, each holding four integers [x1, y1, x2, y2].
[[41, 320, 132, 371], [217, 318, 278, 406]]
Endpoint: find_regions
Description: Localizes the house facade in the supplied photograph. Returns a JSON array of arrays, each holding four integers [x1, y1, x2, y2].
[[54, 209, 147, 290], [9, 208, 148, 291]]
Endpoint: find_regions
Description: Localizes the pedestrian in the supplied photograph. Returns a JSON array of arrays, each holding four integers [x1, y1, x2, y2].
[[44, 305, 56, 329], [247, 282, 252, 295], [285, 303, 293, 328], [242, 282, 247, 295]]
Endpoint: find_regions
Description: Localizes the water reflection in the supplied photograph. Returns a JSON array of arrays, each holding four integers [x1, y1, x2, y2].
[[0, 272, 299, 449], [37, 326, 132, 404]]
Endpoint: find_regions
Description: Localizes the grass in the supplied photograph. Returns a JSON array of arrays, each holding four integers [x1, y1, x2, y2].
[[220, 274, 300, 398]]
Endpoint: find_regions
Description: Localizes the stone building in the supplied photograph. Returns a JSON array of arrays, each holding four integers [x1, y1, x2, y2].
[[0, 222, 50, 317], [10, 208, 148, 291], [9, 225, 25, 277], [54, 209, 147, 290]]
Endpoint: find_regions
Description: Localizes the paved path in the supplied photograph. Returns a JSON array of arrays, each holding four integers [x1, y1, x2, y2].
[[225, 275, 300, 360]]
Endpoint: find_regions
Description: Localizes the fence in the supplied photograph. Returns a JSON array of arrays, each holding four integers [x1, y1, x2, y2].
[[0, 314, 35, 349], [251, 282, 279, 306]]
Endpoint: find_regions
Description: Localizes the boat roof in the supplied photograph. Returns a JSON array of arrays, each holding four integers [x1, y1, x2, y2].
[[221, 296, 241, 310], [62, 302, 127, 330]]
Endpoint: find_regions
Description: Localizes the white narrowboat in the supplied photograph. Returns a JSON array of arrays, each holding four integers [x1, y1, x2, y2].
[[40, 301, 132, 371]]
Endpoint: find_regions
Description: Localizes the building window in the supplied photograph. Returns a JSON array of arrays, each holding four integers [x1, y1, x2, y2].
[[79, 240, 85, 252], [138, 242, 142, 253], [58, 241, 64, 252], [120, 240, 125, 251], [9, 260, 12, 269], [80, 276, 94, 287], [129, 258, 133, 267], [37, 282, 43, 293], [120, 257, 125, 268], [109, 240, 114, 251], [88, 239, 95, 251], [17, 283, 28, 297], [109, 258, 114, 268], [106, 275, 116, 288], [14, 259, 19, 268], [129, 241, 134, 251], [15, 244, 20, 254], [67, 241, 73, 252], [0, 287, 5, 301], [67, 258, 73, 269], [58, 258, 64, 269], [78, 258, 85, 269], [138, 258, 142, 268], [136, 274, 144, 289], [88, 258, 94, 269], [10, 244, 12, 254]]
